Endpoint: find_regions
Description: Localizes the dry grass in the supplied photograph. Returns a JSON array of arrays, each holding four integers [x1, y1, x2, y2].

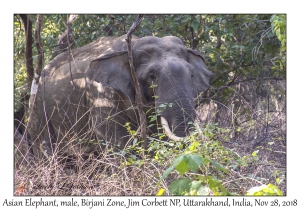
[[14, 130, 286, 196], [14, 152, 166, 196]]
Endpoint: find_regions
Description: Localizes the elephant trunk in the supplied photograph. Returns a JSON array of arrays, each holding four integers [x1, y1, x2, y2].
[[159, 93, 196, 138], [169, 102, 196, 137]]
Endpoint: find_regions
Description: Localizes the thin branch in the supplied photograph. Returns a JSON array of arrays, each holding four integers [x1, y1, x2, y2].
[[125, 15, 147, 148], [162, 15, 166, 35], [34, 14, 44, 84], [56, 14, 78, 53], [201, 76, 285, 104], [66, 14, 75, 88], [213, 76, 284, 92]]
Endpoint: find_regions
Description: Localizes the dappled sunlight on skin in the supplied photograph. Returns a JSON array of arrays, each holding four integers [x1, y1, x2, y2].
[[91, 82, 115, 108], [40, 37, 117, 83]]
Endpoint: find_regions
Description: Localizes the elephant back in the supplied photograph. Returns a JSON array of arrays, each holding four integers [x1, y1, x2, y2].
[[40, 36, 119, 83]]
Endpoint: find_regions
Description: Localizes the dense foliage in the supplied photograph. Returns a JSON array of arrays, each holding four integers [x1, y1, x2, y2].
[[14, 14, 286, 111], [14, 14, 286, 196]]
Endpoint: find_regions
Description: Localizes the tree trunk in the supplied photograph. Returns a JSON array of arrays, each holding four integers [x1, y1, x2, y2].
[[19, 14, 34, 81], [16, 14, 34, 134], [34, 14, 44, 83]]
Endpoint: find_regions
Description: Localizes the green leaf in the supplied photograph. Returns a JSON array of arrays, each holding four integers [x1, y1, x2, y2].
[[191, 20, 200, 30], [168, 178, 192, 195], [252, 150, 259, 157], [188, 154, 205, 172], [246, 184, 283, 196], [160, 166, 174, 181], [149, 115, 157, 122], [158, 104, 167, 108], [173, 155, 189, 175], [197, 185, 210, 195], [276, 178, 283, 185], [210, 160, 229, 174], [156, 188, 165, 196], [173, 154, 205, 174], [208, 176, 229, 195], [190, 181, 201, 191], [267, 184, 283, 195], [130, 154, 137, 160], [185, 181, 202, 195], [147, 124, 155, 128], [188, 142, 199, 151]]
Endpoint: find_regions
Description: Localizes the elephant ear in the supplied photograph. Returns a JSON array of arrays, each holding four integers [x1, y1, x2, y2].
[[187, 49, 214, 94], [90, 51, 135, 103]]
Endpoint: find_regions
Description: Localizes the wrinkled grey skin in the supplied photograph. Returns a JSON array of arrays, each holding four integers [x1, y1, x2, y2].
[[27, 35, 213, 159]]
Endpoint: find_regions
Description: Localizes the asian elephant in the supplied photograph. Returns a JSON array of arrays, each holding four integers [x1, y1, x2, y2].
[[26, 34, 213, 160]]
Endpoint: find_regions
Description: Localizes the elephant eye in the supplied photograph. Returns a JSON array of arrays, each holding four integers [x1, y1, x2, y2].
[[149, 73, 156, 80]]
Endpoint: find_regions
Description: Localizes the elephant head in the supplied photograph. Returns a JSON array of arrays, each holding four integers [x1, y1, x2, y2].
[[90, 36, 213, 139]]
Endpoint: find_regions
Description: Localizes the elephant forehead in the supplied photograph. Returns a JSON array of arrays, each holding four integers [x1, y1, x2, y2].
[[136, 35, 183, 45], [135, 36, 184, 50], [161, 36, 184, 45], [134, 37, 186, 60]]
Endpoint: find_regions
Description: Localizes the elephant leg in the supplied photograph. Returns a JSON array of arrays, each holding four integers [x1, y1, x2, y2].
[[27, 103, 56, 161], [28, 125, 55, 160], [14, 126, 35, 167], [91, 107, 133, 152]]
